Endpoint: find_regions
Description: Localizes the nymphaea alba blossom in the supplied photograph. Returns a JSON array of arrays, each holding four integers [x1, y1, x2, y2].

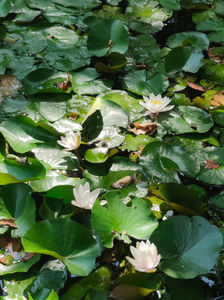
[[126, 240, 161, 273], [57, 131, 81, 151], [71, 182, 100, 209], [139, 94, 174, 114]]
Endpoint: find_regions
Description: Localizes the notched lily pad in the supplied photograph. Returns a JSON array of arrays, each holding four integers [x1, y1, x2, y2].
[[159, 105, 214, 134], [22, 219, 101, 276], [91, 192, 158, 248], [140, 141, 200, 183], [151, 216, 223, 279]]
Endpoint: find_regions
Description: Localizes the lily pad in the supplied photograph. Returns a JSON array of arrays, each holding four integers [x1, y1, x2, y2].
[[22, 69, 72, 95], [91, 192, 158, 248], [167, 32, 209, 50], [210, 191, 224, 209], [0, 157, 46, 185], [159, 106, 214, 134], [61, 267, 110, 300], [0, 0, 11, 17], [140, 141, 200, 183], [151, 216, 223, 279], [0, 254, 40, 276], [87, 19, 129, 57], [2, 183, 36, 236], [123, 70, 169, 96], [26, 259, 67, 296], [0, 116, 57, 153], [22, 219, 101, 276], [165, 47, 204, 75]]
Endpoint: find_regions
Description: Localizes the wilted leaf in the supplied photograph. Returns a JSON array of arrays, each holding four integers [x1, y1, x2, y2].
[[129, 122, 157, 135], [210, 91, 224, 106], [0, 75, 22, 103], [204, 158, 219, 170], [187, 82, 204, 91], [0, 218, 17, 228]]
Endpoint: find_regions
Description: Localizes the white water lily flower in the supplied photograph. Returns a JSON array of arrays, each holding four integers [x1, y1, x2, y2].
[[57, 131, 81, 151], [90, 127, 125, 148], [71, 182, 100, 209], [126, 240, 161, 273], [139, 94, 174, 114]]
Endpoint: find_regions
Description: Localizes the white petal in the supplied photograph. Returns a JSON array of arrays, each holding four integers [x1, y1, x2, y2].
[[57, 140, 68, 148], [90, 188, 100, 202], [130, 245, 140, 259], [160, 105, 175, 112]]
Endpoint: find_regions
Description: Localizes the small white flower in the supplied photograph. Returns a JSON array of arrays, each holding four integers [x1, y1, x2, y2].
[[71, 182, 100, 209], [57, 131, 81, 151], [139, 94, 174, 114], [126, 240, 161, 273]]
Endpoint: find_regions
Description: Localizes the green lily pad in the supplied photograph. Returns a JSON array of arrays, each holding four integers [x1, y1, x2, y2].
[[160, 183, 206, 215], [87, 19, 129, 57], [26, 260, 67, 296], [31, 145, 79, 170], [193, 9, 224, 32], [125, 1, 172, 24], [151, 216, 223, 279], [2, 183, 36, 236], [102, 90, 143, 122], [44, 26, 79, 49], [0, 0, 11, 17], [85, 147, 109, 164], [114, 272, 161, 290], [159, 0, 181, 10], [120, 134, 153, 152], [0, 116, 57, 153], [71, 68, 113, 95], [0, 254, 41, 276], [89, 96, 129, 128], [196, 147, 224, 185], [199, 61, 224, 85], [51, 119, 82, 134], [82, 109, 103, 142], [140, 141, 200, 183], [52, 0, 101, 9], [22, 219, 101, 276], [209, 29, 224, 43], [61, 267, 110, 300], [0, 157, 46, 185], [22, 69, 72, 95], [29, 170, 80, 192], [128, 34, 161, 63], [123, 70, 169, 96], [91, 192, 158, 248], [167, 31, 209, 50], [160, 106, 214, 134], [165, 277, 207, 300], [165, 47, 204, 75], [210, 191, 224, 209]]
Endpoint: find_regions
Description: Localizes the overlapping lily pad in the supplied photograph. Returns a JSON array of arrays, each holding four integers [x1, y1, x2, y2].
[[92, 192, 158, 247], [151, 216, 223, 278], [22, 219, 101, 276], [140, 141, 200, 183]]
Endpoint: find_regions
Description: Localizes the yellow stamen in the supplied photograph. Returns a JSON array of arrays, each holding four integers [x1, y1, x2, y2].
[[151, 100, 162, 104]]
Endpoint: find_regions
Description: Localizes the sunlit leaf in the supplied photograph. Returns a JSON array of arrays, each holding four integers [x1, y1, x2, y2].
[[151, 216, 223, 279]]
